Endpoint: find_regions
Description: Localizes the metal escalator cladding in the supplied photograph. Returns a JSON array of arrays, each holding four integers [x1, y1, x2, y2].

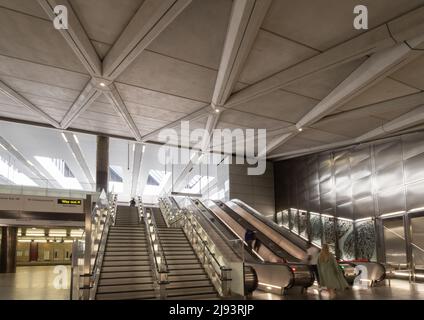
[[156, 227, 219, 300], [243, 265, 258, 293], [212, 200, 297, 262], [173, 197, 259, 295], [150, 207, 167, 227], [95, 206, 156, 300]]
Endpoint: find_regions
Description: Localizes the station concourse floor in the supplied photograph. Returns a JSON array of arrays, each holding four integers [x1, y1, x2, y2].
[[1, 266, 424, 300]]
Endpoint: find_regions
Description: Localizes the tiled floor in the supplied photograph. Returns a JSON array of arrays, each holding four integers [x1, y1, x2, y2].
[[0, 266, 71, 300], [252, 280, 424, 300], [1, 266, 424, 300]]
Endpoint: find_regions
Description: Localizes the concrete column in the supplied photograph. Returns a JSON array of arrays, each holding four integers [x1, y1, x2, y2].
[[96, 136, 109, 193], [0, 227, 17, 273]]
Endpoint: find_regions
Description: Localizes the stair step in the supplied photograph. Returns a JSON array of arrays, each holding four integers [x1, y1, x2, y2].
[[102, 265, 151, 272], [108, 236, 147, 240], [96, 290, 156, 300], [168, 269, 207, 276], [167, 264, 202, 270], [99, 277, 154, 286], [105, 251, 149, 256], [165, 255, 198, 260], [166, 259, 199, 265], [102, 260, 150, 267], [100, 271, 152, 279], [97, 283, 154, 294], [168, 274, 209, 282], [106, 245, 148, 250], [168, 280, 212, 289], [107, 239, 147, 244], [103, 255, 150, 261]]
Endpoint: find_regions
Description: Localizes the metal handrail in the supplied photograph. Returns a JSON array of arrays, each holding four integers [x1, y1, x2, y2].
[[89, 195, 117, 299], [159, 197, 231, 295], [138, 198, 169, 290]]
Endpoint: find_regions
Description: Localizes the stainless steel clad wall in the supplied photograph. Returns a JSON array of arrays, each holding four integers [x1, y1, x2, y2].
[[229, 159, 275, 217], [274, 131, 424, 219]]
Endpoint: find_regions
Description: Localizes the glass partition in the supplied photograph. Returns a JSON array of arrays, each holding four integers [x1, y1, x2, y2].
[[310, 212, 322, 247], [337, 218, 355, 260], [356, 219, 376, 261], [290, 208, 299, 234], [322, 215, 336, 253], [298, 210, 308, 239]]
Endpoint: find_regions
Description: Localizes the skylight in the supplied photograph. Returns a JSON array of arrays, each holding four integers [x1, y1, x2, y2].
[[35, 156, 82, 190], [0, 155, 37, 186]]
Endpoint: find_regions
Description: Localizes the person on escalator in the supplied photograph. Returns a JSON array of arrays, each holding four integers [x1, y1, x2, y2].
[[244, 229, 255, 249], [253, 234, 261, 252], [129, 198, 136, 207], [306, 244, 321, 287], [317, 244, 349, 299]]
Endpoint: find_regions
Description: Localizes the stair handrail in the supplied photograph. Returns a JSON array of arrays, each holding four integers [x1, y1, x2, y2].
[[181, 206, 232, 296], [89, 194, 117, 299], [70, 193, 117, 300], [138, 197, 169, 297]]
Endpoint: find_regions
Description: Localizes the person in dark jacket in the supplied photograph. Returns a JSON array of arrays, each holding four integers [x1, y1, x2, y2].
[[129, 198, 136, 207], [245, 229, 256, 249]]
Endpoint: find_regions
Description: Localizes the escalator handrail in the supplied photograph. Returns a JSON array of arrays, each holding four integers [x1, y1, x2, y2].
[[215, 200, 297, 262], [139, 199, 169, 281], [231, 199, 308, 250]]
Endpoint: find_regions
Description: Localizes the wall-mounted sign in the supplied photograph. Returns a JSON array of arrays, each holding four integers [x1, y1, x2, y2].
[[0, 194, 84, 213], [57, 199, 82, 206]]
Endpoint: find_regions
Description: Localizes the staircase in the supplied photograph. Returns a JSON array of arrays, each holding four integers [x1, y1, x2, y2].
[[96, 206, 156, 300], [157, 227, 218, 300], [151, 207, 167, 227]]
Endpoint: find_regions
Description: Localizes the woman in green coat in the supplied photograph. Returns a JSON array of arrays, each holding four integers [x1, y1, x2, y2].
[[317, 244, 349, 298]]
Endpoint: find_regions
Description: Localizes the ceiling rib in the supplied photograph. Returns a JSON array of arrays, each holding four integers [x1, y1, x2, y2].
[[104, 84, 143, 141], [60, 79, 103, 129], [264, 34, 424, 155], [62, 132, 95, 188], [37, 0, 102, 77], [0, 80, 61, 128], [102, 0, 193, 80], [130, 143, 144, 197], [224, 6, 424, 109]]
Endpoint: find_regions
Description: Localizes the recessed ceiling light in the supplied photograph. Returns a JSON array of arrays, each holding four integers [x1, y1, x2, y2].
[[100, 82, 106, 87], [215, 109, 220, 113], [298, 128, 303, 132]]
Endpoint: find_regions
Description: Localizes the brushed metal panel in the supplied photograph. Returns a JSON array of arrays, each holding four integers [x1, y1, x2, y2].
[[352, 176, 372, 199], [336, 202, 353, 219], [310, 197, 320, 212], [377, 186, 405, 215], [404, 153, 424, 184], [335, 174, 350, 188], [406, 180, 424, 211], [309, 184, 320, 200], [320, 191, 334, 211], [334, 157, 350, 175], [350, 158, 372, 181], [375, 162, 403, 191], [374, 140, 402, 170], [353, 196, 374, 219], [402, 132, 424, 160], [320, 177, 333, 194], [349, 146, 371, 167], [336, 184, 352, 205]]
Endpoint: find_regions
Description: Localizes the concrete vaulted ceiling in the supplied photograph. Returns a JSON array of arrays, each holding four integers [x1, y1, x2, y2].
[[0, 0, 423, 163]]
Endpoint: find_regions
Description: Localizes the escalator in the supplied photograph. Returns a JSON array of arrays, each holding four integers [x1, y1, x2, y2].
[[178, 197, 314, 294], [227, 199, 386, 286]]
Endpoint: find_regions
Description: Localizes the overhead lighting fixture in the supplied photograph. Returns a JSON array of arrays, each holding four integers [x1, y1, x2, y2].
[[27, 160, 35, 167], [142, 145, 146, 153], [298, 128, 303, 132], [380, 211, 405, 218], [132, 144, 136, 152], [99, 82, 106, 87], [355, 217, 373, 222], [0, 143, 6, 151], [61, 133, 68, 143], [215, 108, 220, 113], [408, 207, 424, 213]]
